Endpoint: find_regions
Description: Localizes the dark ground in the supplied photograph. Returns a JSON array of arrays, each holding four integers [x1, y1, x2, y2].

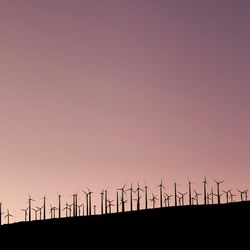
[[1, 201, 249, 247]]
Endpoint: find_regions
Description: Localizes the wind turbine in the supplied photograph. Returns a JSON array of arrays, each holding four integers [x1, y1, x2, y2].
[[144, 183, 148, 210], [119, 197, 128, 213], [223, 190, 231, 203], [62, 202, 70, 218], [203, 176, 207, 205], [70, 193, 78, 217], [244, 189, 248, 201], [126, 184, 134, 211], [75, 193, 78, 217], [104, 189, 108, 214], [164, 193, 172, 207], [213, 179, 224, 204], [82, 190, 89, 216], [229, 191, 236, 203], [28, 195, 35, 221], [117, 183, 126, 213], [116, 191, 119, 213], [174, 183, 177, 207], [100, 190, 104, 215], [208, 188, 215, 205], [163, 195, 168, 207], [4, 210, 13, 224], [188, 180, 193, 206], [21, 207, 29, 221], [36, 206, 43, 220], [0, 202, 4, 225], [177, 195, 182, 206], [50, 205, 58, 219], [107, 200, 115, 214], [57, 193, 62, 218], [42, 195, 47, 220], [133, 195, 142, 210], [237, 189, 245, 201], [178, 192, 187, 206], [135, 183, 143, 210], [150, 194, 158, 209], [194, 190, 202, 205], [157, 180, 165, 208], [77, 203, 83, 216], [87, 188, 94, 216], [67, 203, 73, 217], [237, 189, 248, 201], [32, 208, 39, 220]]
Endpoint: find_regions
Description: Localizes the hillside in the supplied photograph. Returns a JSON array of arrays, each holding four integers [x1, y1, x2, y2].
[[1, 201, 249, 247]]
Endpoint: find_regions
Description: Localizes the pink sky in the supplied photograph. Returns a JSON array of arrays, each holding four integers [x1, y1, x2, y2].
[[0, 0, 249, 222]]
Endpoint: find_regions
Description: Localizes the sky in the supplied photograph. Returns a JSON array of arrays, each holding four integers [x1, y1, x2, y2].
[[0, 0, 249, 223]]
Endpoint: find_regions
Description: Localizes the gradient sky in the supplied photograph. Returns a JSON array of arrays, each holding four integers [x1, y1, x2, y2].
[[0, 0, 249, 222]]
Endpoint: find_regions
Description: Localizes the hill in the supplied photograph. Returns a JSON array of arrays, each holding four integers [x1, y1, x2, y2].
[[1, 201, 249, 247]]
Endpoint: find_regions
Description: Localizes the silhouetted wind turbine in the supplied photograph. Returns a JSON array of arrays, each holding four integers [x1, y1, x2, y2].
[[21, 208, 29, 222], [87, 188, 93, 216], [50, 205, 53, 219], [194, 190, 202, 205], [32, 208, 38, 220], [150, 194, 158, 209], [133, 195, 142, 210], [117, 183, 126, 213], [174, 183, 177, 207], [178, 192, 187, 206], [135, 183, 143, 210], [82, 190, 89, 216], [68, 203, 73, 217], [163, 195, 167, 207], [5, 209, 13, 224], [208, 188, 215, 205], [244, 189, 248, 201], [63, 202, 70, 217], [237, 189, 245, 201], [119, 197, 128, 212], [71, 193, 78, 217], [42, 195, 47, 220], [126, 184, 134, 211], [28, 195, 35, 221], [50, 205, 58, 219], [203, 176, 207, 205], [213, 179, 224, 204], [157, 180, 165, 208], [57, 193, 62, 218], [36, 206, 43, 220], [164, 193, 172, 207], [100, 190, 104, 215], [77, 203, 83, 216], [105, 189, 108, 214], [237, 189, 248, 201], [223, 190, 231, 203], [229, 191, 236, 203], [107, 200, 115, 214], [144, 183, 148, 210], [116, 191, 119, 213], [0, 202, 4, 225], [188, 180, 193, 206]]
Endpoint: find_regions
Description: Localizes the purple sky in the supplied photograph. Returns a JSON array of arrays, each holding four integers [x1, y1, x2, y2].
[[0, 0, 249, 222]]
